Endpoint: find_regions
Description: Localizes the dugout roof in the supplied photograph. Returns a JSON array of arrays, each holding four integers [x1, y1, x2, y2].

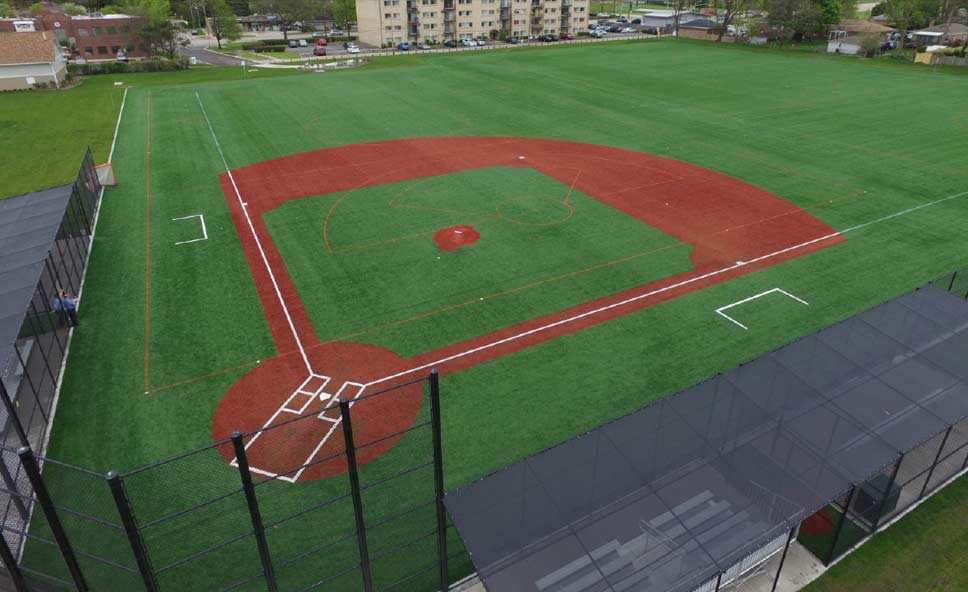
[[0, 185, 75, 373], [445, 285, 968, 592]]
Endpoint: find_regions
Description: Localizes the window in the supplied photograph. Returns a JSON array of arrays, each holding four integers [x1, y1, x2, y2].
[[386, 25, 394, 30], [92, 27, 102, 36], [77, 28, 89, 37], [422, 11, 436, 16], [459, 20, 472, 26], [423, 22, 436, 28], [111, 45, 120, 53], [107, 26, 118, 34], [394, 24, 402, 29], [384, 0, 393, 4], [83, 47, 93, 54], [97, 45, 108, 54], [459, 10, 471, 15]]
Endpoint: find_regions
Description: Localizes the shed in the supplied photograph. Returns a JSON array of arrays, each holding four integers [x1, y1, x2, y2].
[[0, 30, 65, 91], [914, 23, 968, 45]]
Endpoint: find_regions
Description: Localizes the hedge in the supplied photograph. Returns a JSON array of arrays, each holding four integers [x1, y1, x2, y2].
[[252, 45, 289, 52], [68, 58, 190, 75]]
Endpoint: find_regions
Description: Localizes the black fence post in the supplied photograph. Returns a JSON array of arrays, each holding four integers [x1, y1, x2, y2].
[[340, 399, 373, 592], [713, 571, 723, 592], [771, 526, 797, 592], [230, 432, 278, 592], [825, 485, 858, 565], [0, 530, 27, 592], [920, 426, 952, 499], [947, 271, 957, 292], [106, 471, 158, 592], [872, 453, 903, 531], [429, 370, 449, 592], [17, 447, 88, 592]]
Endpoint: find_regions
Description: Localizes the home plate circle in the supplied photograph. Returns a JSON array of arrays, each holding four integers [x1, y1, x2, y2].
[[211, 342, 423, 482]]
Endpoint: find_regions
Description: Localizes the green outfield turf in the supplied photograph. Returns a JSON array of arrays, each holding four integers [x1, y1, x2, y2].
[[26, 39, 968, 591]]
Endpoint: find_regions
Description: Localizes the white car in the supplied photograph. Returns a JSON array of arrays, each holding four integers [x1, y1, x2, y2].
[[590, 29, 606, 37], [621, 27, 634, 33], [347, 45, 361, 53], [298, 39, 308, 46], [461, 38, 476, 46]]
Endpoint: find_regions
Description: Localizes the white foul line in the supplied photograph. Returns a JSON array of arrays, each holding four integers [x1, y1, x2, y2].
[[363, 189, 968, 389], [715, 288, 809, 330], [107, 87, 128, 163], [195, 92, 313, 374], [172, 214, 208, 245]]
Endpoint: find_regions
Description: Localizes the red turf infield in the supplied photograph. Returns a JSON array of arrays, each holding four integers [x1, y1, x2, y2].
[[213, 137, 845, 481]]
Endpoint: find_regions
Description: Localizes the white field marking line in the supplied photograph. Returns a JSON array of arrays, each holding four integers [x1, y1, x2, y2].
[[363, 189, 968, 389], [171, 214, 208, 245], [715, 288, 809, 330], [107, 87, 128, 163], [230, 373, 331, 467], [291, 381, 366, 482], [195, 92, 312, 374]]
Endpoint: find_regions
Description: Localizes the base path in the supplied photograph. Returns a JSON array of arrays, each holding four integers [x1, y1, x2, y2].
[[212, 137, 844, 482]]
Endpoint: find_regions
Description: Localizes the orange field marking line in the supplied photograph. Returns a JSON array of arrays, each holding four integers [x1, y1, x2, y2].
[[148, 360, 261, 394], [144, 91, 152, 394]]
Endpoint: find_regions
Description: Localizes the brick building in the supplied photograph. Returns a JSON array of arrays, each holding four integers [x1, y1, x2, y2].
[[0, 6, 146, 61]]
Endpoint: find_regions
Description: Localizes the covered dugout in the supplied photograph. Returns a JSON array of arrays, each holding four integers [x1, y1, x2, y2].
[[446, 285, 968, 592], [0, 151, 102, 554]]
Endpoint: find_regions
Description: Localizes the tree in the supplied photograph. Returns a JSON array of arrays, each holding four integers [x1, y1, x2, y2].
[[28, 2, 44, 13], [62, 2, 87, 13], [672, 0, 689, 35], [858, 30, 882, 54], [718, 0, 753, 40], [208, 0, 240, 47], [766, 0, 824, 41], [128, 0, 184, 57], [250, 0, 322, 39], [227, 0, 248, 16], [0, 2, 16, 16], [332, 0, 354, 31]]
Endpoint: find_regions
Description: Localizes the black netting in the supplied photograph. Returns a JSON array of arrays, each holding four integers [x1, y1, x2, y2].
[[446, 285, 968, 592]]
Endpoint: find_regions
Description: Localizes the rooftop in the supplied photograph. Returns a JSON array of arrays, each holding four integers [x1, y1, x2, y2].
[[0, 31, 57, 65]]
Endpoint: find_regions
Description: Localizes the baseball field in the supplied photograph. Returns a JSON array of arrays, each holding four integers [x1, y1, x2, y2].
[[18, 39, 968, 590]]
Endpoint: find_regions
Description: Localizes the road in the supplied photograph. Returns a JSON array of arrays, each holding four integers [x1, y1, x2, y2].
[[178, 46, 246, 65]]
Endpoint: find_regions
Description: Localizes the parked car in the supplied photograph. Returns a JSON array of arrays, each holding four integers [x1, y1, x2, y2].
[[597, 12, 611, 17], [396, 42, 410, 50], [330, 29, 345, 36], [298, 39, 308, 46], [538, 34, 558, 41], [607, 25, 622, 32], [313, 46, 327, 56], [347, 45, 361, 53], [418, 43, 431, 49], [617, 17, 628, 23], [631, 18, 641, 24], [590, 29, 606, 37], [880, 39, 897, 51], [560, 33, 574, 40], [444, 39, 458, 47], [505, 36, 519, 44], [477, 39, 487, 45], [461, 38, 476, 46], [621, 27, 634, 33], [316, 38, 328, 46], [288, 39, 299, 48]]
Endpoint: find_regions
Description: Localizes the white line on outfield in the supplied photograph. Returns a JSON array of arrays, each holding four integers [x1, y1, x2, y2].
[[107, 87, 128, 163], [364, 189, 968, 388], [194, 92, 313, 374], [172, 213, 208, 245], [715, 288, 808, 330]]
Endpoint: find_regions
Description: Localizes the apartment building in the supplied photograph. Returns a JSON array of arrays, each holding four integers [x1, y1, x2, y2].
[[357, 0, 589, 46]]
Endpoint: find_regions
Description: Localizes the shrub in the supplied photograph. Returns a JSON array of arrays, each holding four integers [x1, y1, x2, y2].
[[67, 57, 190, 75], [252, 45, 289, 52]]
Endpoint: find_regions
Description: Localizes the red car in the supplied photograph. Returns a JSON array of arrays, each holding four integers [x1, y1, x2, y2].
[[316, 38, 328, 46], [561, 33, 574, 40], [313, 46, 327, 56]]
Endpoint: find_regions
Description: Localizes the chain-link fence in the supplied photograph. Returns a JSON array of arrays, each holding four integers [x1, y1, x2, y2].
[[0, 371, 456, 592]]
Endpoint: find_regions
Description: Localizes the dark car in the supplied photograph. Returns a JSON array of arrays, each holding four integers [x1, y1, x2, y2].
[[539, 34, 558, 42], [607, 26, 622, 32], [880, 39, 897, 51], [396, 42, 410, 50], [443, 39, 458, 47], [631, 18, 641, 24], [288, 39, 299, 48], [617, 17, 628, 23], [505, 36, 519, 43]]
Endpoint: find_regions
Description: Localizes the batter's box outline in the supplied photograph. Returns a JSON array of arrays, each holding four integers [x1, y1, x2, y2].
[[716, 288, 809, 330]]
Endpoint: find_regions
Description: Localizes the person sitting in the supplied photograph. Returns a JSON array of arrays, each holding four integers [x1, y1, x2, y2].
[[52, 290, 79, 327]]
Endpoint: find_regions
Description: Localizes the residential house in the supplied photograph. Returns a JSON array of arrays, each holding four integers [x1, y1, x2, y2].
[[0, 30, 66, 90], [913, 23, 968, 46]]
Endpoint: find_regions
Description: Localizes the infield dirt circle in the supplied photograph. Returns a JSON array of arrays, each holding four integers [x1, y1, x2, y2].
[[212, 137, 843, 483]]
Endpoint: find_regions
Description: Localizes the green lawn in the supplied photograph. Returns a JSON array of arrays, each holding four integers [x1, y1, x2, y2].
[[15, 38, 968, 591], [804, 474, 968, 592], [0, 66, 308, 199]]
